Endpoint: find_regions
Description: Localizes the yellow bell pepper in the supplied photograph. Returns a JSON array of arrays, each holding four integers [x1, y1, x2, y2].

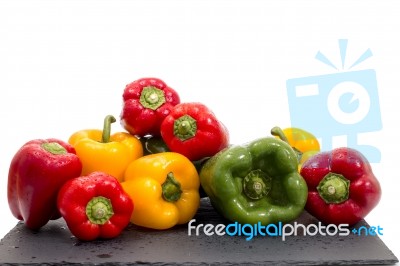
[[271, 126, 320, 170], [121, 152, 200, 230], [68, 115, 143, 182]]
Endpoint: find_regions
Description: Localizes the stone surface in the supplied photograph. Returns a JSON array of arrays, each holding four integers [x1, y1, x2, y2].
[[0, 198, 398, 265]]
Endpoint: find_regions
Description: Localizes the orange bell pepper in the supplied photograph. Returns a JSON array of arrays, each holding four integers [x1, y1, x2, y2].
[[69, 115, 143, 182], [271, 126, 320, 170], [121, 152, 200, 230]]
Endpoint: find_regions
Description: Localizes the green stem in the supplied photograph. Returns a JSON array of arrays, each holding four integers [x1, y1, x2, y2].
[[271, 126, 302, 162], [139, 86, 166, 110], [270, 126, 289, 143], [41, 142, 67, 155], [86, 196, 114, 225], [101, 115, 116, 143], [243, 169, 272, 200], [173, 115, 197, 141], [162, 172, 182, 202], [317, 173, 350, 204]]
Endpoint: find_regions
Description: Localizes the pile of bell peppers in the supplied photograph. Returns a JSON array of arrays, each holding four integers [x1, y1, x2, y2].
[[6, 76, 382, 242]]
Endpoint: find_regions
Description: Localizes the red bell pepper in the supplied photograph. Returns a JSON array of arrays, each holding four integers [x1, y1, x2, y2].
[[7, 139, 82, 230], [160, 102, 229, 161], [120, 77, 180, 137], [300, 147, 381, 226], [57, 171, 133, 241]]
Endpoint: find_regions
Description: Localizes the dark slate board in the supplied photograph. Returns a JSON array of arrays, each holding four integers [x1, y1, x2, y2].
[[0, 198, 398, 265]]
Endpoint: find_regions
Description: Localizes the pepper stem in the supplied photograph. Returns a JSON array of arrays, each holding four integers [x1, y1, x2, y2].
[[139, 86, 166, 110], [162, 172, 182, 202], [243, 169, 272, 200], [173, 115, 197, 141], [101, 115, 116, 143], [317, 173, 350, 204], [271, 126, 289, 143], [86, 196, 114, 225], [271, 126, 302, 162], [41, 142, 67, 155]]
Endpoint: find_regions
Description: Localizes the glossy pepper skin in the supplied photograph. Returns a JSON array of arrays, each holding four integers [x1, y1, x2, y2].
[[120, 77, 180, 137], [200, 137, 308, 225], [271, 126, 320, 170], [57, 172, 133, 241], [161, 102, 229, 161], [139, 134, 207, 172], [8, 139, 82, 230], [139, 135, 170, 156], [139, 135, 209, 198], [300, 147, 381, 226], [69, 115, 143, 182], [121, 152, 200, 230]]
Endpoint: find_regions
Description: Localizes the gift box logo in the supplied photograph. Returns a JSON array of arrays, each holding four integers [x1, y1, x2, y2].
[[286, 39, 382, 163]]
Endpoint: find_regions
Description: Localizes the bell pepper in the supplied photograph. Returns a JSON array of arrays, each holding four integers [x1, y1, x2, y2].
[[160, 102, 229, 161], [57, 171, 133, 241], [121, 152, 200, 230], [200, 137, 308, 225], [300, 147, 381, 226], [139, 135, 209, 198], [120, 77, 180, 137], [271, 126, 320, 170], [139, 134, 206, 171], [68, 115, 143, 182], [8, 139, 82, 230], [139, 135, 170, 156]]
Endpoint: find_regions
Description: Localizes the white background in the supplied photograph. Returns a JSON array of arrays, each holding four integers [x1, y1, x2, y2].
[[1, 0, 399, 262]]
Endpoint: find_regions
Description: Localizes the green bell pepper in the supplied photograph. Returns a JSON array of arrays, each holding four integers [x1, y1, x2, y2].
[[200, 137, 308, 225], [139, 135, 170, 156]]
